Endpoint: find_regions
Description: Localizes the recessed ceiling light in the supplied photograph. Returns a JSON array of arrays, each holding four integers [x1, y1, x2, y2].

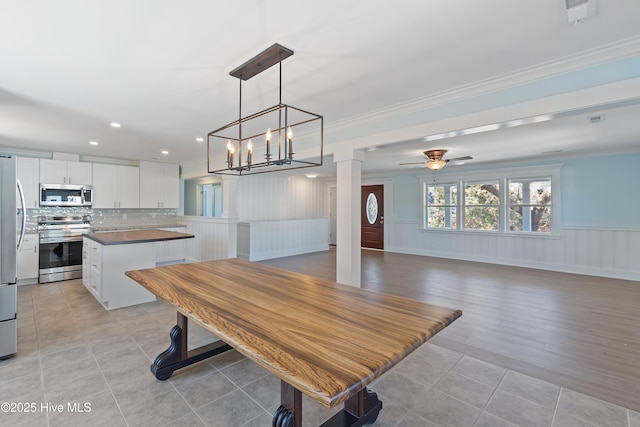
[[196, 137, 204, 142], [89, 141, 99, 145], [110, 122, 121, 128], [305, 174, 318, 179], [161, 150, 169, 155]]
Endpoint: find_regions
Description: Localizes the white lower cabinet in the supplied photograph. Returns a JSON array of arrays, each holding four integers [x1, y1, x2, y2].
[[82, 239, 90, 289], [83, 237, 156, 310], [17, 234, 39, 285], [155, 228, 187, 265], [84, 237, 103, 301]]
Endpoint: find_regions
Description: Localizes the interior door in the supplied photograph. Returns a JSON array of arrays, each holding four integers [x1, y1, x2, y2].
[[361, 185, 384, 249]]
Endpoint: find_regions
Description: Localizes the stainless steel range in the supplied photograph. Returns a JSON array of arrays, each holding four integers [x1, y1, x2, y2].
[[38, 215, 91, 283]]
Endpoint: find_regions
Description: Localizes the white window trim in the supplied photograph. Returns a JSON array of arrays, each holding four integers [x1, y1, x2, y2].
[[423, 181, 458, 229], [419, 163, 562, 236]]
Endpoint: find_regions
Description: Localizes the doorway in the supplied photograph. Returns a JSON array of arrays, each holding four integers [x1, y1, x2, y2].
[[361, 185, 384, 249]]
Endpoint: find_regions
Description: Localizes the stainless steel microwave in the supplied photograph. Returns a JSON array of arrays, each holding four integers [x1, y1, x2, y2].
[[39, 184, 93, 207]]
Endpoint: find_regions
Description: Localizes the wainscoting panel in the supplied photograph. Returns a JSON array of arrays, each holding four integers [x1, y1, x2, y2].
[[176, 216, 237, 262], [237, 175, 325, 221], [388, 221, 640, 281], [237, 218, 330, 261]]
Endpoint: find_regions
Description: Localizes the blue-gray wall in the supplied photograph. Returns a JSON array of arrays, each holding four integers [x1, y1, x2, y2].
[[391, 152, 640, 228], [561, 152, 640, 227]]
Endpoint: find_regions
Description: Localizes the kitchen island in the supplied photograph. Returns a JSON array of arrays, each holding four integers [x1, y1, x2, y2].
[[83, 229, 194, 310]]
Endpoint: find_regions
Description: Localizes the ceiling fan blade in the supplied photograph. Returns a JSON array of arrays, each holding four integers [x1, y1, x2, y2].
[[399, 162, 426, 165], [448, 156, 473, 161]]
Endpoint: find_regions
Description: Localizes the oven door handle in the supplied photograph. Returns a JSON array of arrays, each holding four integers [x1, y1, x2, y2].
[[17, 179, 27, 252], [39, 236, 85, 244]]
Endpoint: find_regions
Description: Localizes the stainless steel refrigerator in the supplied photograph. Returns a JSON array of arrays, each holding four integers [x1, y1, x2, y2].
[[0, 155, 26, 359]]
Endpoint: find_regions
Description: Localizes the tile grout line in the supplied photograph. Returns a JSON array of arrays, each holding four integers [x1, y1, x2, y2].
[[166, 370, 238, 427], [549, 386, 563, 427], [445, 354, 509, 427], [122, 314, 187, 427], [32, 285, 52, 427], [28, 284, 53, 427], [473, 366, 510, 427], [158, 346, 259, 426], [87, 324, 131, 426], [215, 364, 274, 417]]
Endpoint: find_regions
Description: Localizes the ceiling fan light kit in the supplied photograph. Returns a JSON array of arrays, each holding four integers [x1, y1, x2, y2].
[[207, 43, 323, 176], [424, 149, 449, 170], [426, 158, 448, 170], [399, 149, 473, 171]]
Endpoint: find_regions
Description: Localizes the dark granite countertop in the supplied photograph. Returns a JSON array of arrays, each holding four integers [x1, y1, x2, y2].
[[85, 229, 194, 245]]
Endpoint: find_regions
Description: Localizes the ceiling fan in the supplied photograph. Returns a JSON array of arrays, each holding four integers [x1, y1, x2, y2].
[[399, 149, 473, 170]]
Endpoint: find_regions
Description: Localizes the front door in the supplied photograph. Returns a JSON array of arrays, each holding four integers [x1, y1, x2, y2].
[[361, 185, 384, 249]]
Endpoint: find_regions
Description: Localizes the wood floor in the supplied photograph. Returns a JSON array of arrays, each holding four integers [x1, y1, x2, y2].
[[260, 248, 640, 413]]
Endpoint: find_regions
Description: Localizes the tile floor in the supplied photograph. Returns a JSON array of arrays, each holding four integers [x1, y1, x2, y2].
[[1, 279, 638, 427]]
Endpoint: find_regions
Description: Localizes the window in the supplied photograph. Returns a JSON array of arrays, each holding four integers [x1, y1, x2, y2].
[[464, 181, 500, 231], [508, 179, 551, 232], [419, 164, 560, 235], [425, 183, 457, 229]]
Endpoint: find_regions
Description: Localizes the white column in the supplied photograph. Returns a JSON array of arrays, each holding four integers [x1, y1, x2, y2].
[[334, 149, 365, 287], [221, 175, 239, 258]]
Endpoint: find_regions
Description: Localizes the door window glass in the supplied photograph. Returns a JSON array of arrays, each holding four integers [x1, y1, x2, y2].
[[366, 193, 378, 224]]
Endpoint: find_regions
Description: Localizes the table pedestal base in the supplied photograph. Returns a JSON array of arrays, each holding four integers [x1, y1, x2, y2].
[[151, 313, 233, 380], [273, 381, 383, 427], [153, 313, 384, 426]]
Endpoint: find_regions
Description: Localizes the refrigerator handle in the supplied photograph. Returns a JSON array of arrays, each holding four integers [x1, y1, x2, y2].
[[17, 179, 26, 252]]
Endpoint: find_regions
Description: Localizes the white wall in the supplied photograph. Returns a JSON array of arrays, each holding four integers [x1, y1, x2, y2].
[[177, 173, 328, 262], [237, 218, 330, 261], [237, 174, 325, 221], [176, 216, 236, 262], [388, 222, 640, 281]]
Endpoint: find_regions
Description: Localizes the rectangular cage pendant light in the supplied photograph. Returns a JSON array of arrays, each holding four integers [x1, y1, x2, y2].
[[207, 44, 323, 176]]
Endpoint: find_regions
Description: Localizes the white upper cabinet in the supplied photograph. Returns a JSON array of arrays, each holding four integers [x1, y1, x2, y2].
[[92, 164, 140, 209], [40, 159, 92, 185], [16, 157, 39, 208], [139, 161, 179, 209]]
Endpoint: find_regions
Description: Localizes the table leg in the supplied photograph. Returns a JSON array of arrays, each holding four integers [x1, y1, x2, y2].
[[319, 388, 382, 427], [273, 381, 302, 427], [151, 312, 233, 380], [273, 382, 383, 427]]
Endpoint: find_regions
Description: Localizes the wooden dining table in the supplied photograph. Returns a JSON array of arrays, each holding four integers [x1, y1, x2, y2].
[[125, 258, 461, 427]]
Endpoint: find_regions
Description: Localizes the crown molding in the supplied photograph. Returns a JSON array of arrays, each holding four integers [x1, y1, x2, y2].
[[327, 35, 640, 134]]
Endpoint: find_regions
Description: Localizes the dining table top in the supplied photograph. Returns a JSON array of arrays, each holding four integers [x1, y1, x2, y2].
[[125, 258, 462, 408]]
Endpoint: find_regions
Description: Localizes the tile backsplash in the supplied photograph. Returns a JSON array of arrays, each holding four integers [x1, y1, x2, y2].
[[23, 207, 178, 233]]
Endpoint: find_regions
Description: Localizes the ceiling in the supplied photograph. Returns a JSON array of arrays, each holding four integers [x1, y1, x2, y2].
[[2, 0, 640, 177]]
